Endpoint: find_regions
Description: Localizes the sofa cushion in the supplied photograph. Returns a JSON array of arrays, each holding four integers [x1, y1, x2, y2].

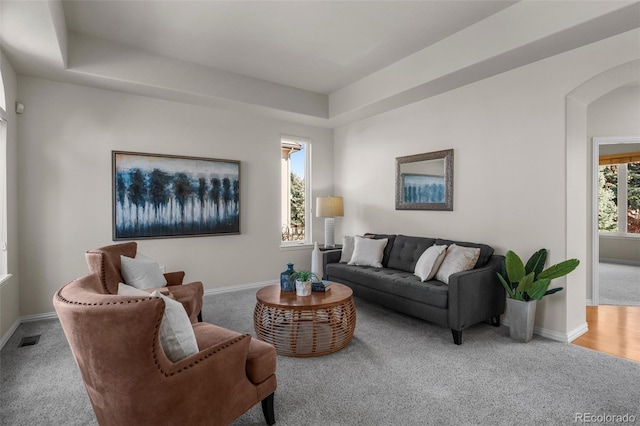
[[326, 263, 448, 309], [435, 244, 481, 284], [435, 238, 494, 268], [340, 235, 355, 263], [348, 236, 388, 268], [387, 235, 436, 273], [364, 233, 397, 267], [414, 245, 448, 281]]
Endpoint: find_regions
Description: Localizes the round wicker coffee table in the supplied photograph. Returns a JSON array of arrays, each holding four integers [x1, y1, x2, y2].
[[253, 283, 356, 357]]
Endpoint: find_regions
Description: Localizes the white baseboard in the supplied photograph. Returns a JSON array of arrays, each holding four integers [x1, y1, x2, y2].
[[0, 319, 21, 350], [600, 258, 640, 266], [0, 312, 59, 351], [566, 322, 589, 343], [203, 280, 277, 296], [0, 280, 273, 351], [0, 283, 274, 351], [21, 312, 58, 322], [500, 318, 587, 343]]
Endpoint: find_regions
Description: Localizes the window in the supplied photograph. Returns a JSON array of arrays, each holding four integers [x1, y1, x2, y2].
[[598, 158, 640, 235], [281, 136, 311, 245]]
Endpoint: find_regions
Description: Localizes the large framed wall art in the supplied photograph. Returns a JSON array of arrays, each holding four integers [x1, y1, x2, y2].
[[113, 151, 240, 240], [395, 149, 453, 211]]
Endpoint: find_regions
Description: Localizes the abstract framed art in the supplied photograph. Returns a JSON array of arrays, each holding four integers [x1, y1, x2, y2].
[[112, 151, 240, 240], [401, 173, 445, 204]]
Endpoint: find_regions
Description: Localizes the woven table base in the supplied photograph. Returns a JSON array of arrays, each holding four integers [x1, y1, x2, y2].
[[254, 284, 356, 357]]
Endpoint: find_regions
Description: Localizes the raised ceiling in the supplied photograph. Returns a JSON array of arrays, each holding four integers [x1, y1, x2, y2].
[[2, 1, 639, 127], [62, 1, 515, 94]]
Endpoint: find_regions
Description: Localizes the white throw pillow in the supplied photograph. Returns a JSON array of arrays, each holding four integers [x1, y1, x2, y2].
[[348, 236, 388, 268], [435, 244, 481, 284], [120, 255, 167, 290], [117, 282, 150, 296], [150, 291, 199, 363], [414, 245, 448, 282], [340, 236, 355, 263]]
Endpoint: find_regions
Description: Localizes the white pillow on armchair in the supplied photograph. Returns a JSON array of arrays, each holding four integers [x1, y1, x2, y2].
[[120, 255, 168, 290]]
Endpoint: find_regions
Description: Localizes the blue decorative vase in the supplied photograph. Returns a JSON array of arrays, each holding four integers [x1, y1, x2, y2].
[[280, 263, 296, 291]]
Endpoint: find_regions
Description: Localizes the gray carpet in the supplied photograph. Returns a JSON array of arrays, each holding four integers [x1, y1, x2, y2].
[[2, 288, 639, 426], [599, 262, 640, 306]]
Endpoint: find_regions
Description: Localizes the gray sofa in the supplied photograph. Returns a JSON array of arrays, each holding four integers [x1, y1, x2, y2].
[[322, 233, 505, 345]]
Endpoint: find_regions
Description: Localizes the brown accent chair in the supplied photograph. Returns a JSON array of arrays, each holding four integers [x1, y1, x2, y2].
[[85, 242, 203, 323], [53, 273, 277, 426]]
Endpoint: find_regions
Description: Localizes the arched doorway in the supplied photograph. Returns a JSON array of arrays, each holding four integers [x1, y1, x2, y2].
[[566, 60, 640, 356]]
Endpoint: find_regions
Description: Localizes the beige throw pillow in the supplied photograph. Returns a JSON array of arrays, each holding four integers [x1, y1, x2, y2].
[[340, 235, 355, 263], [151, 291, 199, 363], [348, 236, 388, 268], [120, 255, 168, 290], [414, 245, 448, 282], [117, 282, 150, 296], [435, 244, 481, 284]]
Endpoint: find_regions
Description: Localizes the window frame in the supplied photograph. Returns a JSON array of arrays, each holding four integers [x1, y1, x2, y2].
[[280, 135, 312, 248], [596, 137, 640, 240], [0, 110, 9, 282]]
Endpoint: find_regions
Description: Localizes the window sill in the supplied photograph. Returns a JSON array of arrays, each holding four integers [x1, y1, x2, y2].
[[0, 273, 13, 289], [280, 243, 313, 251], [599, 233, 640, 240]]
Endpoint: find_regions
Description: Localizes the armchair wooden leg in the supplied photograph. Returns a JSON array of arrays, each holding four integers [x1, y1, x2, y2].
[[197, 311, 203, 322], [261, 393, 275, 425], [451, 329, 462, 345]]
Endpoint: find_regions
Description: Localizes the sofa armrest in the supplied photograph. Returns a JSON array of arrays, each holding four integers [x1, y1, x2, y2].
[[322, 250, 342, 280], [163, 271, 185, 286], [447, 255, 505, 331]]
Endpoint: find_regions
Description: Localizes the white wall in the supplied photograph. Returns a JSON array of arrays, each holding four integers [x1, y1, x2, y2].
[[17, 76, 333, 316], [0, 51, 20, 339], [588, 85, 640, 264], [334, 30, 640, 338]]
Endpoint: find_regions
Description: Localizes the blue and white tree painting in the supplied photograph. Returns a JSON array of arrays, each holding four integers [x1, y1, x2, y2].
[[402, 174, 445, 204], [113, 152, 240, 239]]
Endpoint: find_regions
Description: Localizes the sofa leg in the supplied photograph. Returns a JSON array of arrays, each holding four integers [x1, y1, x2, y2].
[[490, 315, 501, 327], [197, 311, 203, 323], [451, 329, 462, 345], [261, 393, 275, 425]]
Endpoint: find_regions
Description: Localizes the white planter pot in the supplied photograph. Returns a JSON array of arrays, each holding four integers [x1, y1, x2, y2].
[[295, 280, 312, 297], [507, 298, 537, 343]]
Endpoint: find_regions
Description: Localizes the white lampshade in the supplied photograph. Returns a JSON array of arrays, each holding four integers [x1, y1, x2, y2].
[[316, 196, 344, 218]]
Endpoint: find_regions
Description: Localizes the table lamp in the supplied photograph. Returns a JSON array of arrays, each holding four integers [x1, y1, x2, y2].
[[316, 196, 343, 248]]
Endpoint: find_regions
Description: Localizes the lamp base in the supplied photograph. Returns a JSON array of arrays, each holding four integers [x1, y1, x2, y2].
[[324, 217, 336, 247]]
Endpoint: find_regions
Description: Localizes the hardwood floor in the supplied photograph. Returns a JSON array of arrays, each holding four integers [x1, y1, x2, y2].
[[572, 305, 640, 363]]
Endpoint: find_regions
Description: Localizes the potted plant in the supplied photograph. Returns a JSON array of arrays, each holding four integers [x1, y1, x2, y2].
[[497, 249, 579, 342], [291, 270, 319, 297]]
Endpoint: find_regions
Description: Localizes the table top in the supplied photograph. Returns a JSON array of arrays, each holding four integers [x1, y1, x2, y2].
[[256, 282, 353, 309]]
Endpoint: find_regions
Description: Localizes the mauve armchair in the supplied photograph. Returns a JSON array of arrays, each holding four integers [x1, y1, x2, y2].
[[53, 273, 277, 426], [85, 242, 203, 322]]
